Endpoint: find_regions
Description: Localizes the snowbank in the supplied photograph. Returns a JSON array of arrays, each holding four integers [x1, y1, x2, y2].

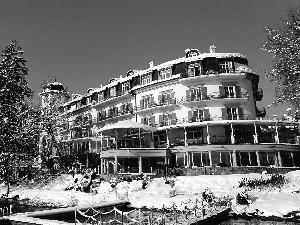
[[2, 170, 300, 219]]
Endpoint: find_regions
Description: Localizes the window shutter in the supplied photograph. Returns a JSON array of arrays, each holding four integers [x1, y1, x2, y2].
[[204, 109, 210, 121], [221, 108, 227, 119], [151, 96, 154, 106], [151, 116, 156, 126], [171, 92, 175, 99], [141, 117, 144, 124], [186, 89, 191, 100], [172, 113, 177, 124], [201, 87, 207, 99], [158, 95, 162, 103], [115, 106, 118, 115], [159, 115, 163, 123], [235, 86, 241, 98], [238, 107, 243, 119], [219, 86, 225, 98], [140, 99, 143, 109], [188, 111, 193, 121]]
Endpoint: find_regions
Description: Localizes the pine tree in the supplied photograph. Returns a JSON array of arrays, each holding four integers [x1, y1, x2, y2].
[[262, 7, 300, 116], [0, 40, 38, 194]]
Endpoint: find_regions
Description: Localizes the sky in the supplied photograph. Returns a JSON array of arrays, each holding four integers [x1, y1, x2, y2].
[[0, 0, 299, 118]]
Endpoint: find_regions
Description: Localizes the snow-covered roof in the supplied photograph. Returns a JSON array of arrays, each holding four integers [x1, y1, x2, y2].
[[43, 81, 66, 92], [62, 51, 247, 107]]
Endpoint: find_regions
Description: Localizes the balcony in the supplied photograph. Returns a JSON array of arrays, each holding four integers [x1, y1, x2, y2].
[[255, 88, 263, 101], [181, 71, 246, 85], [136, 99, 179, 114], [93, 91, 133, 108], [181, 96, 209, 107], [82, 119, 93, 127], [96, 109, 134, 124]]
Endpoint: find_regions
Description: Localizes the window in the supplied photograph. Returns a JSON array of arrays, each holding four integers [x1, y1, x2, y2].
[[142, 117, 151, 126], [193, 109, 203, 122], [190, 88, 202, 101], [224, 86, 235, 98], [187, 63, 201, 77], [98, 92, 104, 102], [109, 87, 116, 98], [121, 81, 130, 94], [141, 73, 152, 85], [142, 96, 151, 109], [162, 113, 172, 126], [227, 108, 238, 120], [219, 61, 232, 73], [160, 93, 170, 105], [159, 67, 171, 80], [187, 130, 202, 139]]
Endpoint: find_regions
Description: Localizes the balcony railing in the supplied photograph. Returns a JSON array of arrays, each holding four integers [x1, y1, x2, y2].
[[137, 99, 178, 111], [207, 92, 249, 100], [97, 109, 134, 122]]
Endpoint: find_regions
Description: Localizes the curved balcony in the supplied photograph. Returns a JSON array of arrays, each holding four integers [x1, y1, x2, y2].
[[180, 72, 246, 86], [206, 91, 249, 105]]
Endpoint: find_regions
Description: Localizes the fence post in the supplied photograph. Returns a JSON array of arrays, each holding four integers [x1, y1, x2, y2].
[[74, 206, 77, 225], [122, 211, 123, 225]]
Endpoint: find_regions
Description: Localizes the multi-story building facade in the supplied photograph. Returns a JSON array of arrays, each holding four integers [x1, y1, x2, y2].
[[58, 46, 300, 174]]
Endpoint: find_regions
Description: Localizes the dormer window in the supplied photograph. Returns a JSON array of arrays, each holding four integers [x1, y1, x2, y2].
[[141, 73, 152, 85], [159, 67, 171, 80], [98, 92, 104, 102], [121, 81, 130, 93], [109, 86, 116, 97], [188, 63, 201, 77], [219, 61, 233, 73]]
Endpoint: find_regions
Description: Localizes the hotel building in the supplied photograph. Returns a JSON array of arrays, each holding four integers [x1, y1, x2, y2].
[[46, 46, 300, 174]]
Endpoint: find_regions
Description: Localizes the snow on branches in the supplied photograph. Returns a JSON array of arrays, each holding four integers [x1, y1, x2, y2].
[[262, 7, 300, 110]]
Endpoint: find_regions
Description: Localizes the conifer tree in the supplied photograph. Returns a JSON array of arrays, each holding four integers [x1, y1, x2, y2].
[[262, 6, 300, 119], [0, 40, 39, 194]]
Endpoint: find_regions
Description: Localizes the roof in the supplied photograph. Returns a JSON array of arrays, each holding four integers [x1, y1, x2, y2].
[[44, 82, 65, 92], [61, 51, 248, 107]]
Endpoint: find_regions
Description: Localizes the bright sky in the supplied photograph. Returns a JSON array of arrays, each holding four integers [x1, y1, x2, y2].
[[0, 0, 299, 117]]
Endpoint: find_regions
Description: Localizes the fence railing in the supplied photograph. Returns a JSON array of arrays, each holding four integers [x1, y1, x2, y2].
[[0, 205, 11, 217], [75, 195, 230, 225]]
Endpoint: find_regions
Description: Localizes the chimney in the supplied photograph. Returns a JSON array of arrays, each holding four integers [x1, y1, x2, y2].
[[209, 45, 216, 53], [149, 61, 154, 68]]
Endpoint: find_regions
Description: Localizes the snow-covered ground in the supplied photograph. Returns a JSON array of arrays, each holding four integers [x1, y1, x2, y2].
[[2, 170, 300, 219]]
